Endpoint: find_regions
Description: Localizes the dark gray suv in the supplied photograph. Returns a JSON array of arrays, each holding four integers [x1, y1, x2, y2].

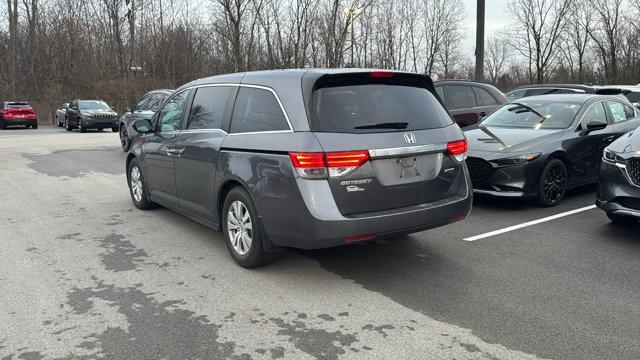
[[126, 69, 473, 268]]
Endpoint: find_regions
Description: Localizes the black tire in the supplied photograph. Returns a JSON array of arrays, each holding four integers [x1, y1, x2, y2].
[[57, 118, 64, 127], [0, 120, 6, 130], [127, 158, 157, 210], [607, 212, 638, 224], [222, 187, 274, 268], [112, 126, 119, 133], [78, 120, 86, 133], [32, 123, 37, 129], [66, 119, 73, 132], [537, 159, 568, 207], [120, 125, 131, 152]]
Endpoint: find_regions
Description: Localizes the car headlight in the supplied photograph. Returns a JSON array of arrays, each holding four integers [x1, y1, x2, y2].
[[603, 148, 628, 166], [492, 153, 541, 166]]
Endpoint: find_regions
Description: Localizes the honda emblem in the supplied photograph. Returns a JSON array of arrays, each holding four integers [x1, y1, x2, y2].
[[403, 133, 417, 144]]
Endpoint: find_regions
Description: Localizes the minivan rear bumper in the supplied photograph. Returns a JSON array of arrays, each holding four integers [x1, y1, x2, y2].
[[254, 169, 472, 250]]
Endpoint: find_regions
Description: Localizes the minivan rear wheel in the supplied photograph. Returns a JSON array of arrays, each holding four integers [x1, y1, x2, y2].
[[222, 187, 274, 268]]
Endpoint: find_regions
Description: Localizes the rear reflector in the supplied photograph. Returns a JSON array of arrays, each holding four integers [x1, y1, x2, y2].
[[346, 234, 374, 242], [370, 71, 395, 78], [446, 139, 468, 155]]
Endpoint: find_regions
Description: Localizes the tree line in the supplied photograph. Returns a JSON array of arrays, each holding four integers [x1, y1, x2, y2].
[[1, 0, 639, 123]]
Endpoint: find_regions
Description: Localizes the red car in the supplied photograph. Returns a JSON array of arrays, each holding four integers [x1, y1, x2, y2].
[[1, 102, 38, 129]]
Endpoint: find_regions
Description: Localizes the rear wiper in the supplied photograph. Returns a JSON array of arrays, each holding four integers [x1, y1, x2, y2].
[[354, 122, 409, 129]]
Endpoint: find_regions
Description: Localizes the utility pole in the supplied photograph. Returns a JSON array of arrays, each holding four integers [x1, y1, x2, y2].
[[474, 0, 485, 81]]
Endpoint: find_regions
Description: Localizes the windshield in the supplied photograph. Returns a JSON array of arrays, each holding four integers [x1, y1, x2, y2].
[[79, 101, 111, 111], [480, 101, 581, 129], [311, 84, 452, 133], [5, 103, 30, 109]]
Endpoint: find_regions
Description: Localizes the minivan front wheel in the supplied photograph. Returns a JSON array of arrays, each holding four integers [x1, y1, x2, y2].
[[128, 159, 156, 210], [222, 187, 273, 268]]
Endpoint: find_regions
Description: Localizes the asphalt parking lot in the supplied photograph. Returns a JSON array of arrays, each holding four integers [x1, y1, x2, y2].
[[1, 127, 639, 360]]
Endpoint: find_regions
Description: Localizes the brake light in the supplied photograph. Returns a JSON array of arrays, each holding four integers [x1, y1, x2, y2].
[[446, 139, 468, 161], [289, 151, 370, 179], [370, 71, 394, 78]]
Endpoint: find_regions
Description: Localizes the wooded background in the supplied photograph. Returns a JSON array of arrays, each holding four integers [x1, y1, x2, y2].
[[2, 0, 640, 123]]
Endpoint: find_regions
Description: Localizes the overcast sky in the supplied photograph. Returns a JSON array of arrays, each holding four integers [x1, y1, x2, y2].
[[461, 0, 512, 55]]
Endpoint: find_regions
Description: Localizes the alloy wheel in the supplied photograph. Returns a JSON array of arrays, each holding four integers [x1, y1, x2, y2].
[[227, 201, 253, 256], [130, 166, 143, 202], [543, 164, 566, 204], [120, 127, 128, 148]]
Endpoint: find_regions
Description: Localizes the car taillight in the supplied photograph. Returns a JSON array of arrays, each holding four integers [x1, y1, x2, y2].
[[289, 151, 370, 179], [370, 71, 394, 78], [446, 139, 468, 162]]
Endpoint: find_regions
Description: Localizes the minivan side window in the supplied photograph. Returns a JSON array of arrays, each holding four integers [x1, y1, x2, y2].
[[187, 86, 233, 130], [156, 90, 189, 132], [230, 87, 289, 133], [446, 85, 477, 110]]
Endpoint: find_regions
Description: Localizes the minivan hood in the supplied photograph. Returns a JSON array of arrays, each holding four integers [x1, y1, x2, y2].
[[464, 125, 564, 153]]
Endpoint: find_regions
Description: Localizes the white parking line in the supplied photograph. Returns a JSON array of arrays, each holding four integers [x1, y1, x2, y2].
[[463, 205, 598, 242]]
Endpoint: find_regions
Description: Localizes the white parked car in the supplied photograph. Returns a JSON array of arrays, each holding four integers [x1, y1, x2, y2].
[[55, 103, 69, 127]]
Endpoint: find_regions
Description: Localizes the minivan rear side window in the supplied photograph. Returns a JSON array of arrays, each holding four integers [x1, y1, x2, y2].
[[311, 79, 453, 133], [230, 87, 289, 133], [187, 86, 233, 130]]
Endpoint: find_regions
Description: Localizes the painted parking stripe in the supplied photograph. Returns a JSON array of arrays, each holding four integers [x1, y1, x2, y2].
[[464, 205, 598, 242]]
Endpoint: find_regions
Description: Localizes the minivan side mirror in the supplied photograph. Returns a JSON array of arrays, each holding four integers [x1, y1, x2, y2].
[[132, 119, 153, 134]]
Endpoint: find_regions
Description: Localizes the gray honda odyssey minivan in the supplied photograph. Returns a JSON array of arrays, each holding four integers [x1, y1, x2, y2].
[[126, 69, 472, 268]]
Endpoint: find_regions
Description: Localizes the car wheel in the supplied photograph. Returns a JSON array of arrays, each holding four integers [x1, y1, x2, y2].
[[607, 212, 637, 224], [66, 119, 73, 132], [537, 159, 568, 207], [120, 126, 131, 152], [57, 118, 63, 127], [78, 120, 86, 133], [222, 187, 274, 268], [0, 120, 6, 130], [33, 123, 37, 129], [128, 159, 156, 210], [112, 126, 118, 133]]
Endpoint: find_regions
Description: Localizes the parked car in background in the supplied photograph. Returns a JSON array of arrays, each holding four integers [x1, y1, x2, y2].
[[126, 69, 472, 268], [464, 94, 640, 206], [65, 100, 118, 133], [594, 85, 640, 109], [119, 89, 173, 151], [505, 84, 596, 102], [0, 101, 38, 129], [597, 128, 640, 224], [434, 80, 508, 128], [55, 103, 69, 127]]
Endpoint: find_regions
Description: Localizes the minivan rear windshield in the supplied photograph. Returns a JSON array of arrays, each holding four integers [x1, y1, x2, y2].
[[310, 80, 453, 133]]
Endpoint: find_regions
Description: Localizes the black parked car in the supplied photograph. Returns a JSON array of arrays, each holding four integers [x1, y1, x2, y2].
[[505, 84, 595, 102], [126, 69, 473, 268], [597, 129, 640, 224], [66, 100, 119, 133], [434, 80, 508, 128], [119, 89, 173, 151], [464, 94, 640, 206]]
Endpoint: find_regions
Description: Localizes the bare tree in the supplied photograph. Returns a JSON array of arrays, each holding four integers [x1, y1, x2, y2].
[[485, 35, 511, 84], [507, 0, 574, 83], [586, 0, 624, 83]]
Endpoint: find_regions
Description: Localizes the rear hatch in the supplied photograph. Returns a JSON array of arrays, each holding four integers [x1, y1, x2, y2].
[[305, 72, 467, 215], [3, 103, 36, 119]]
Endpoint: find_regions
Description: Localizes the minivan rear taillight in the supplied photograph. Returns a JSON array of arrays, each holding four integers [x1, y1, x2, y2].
[[445, 139, 468, 162], [290, 151, 369, 179]]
